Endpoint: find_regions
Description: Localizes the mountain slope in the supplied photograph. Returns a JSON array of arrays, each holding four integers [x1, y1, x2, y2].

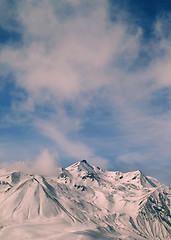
[[0, 160, 170, 240]]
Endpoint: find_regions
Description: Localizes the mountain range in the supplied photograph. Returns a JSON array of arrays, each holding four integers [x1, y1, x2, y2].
[[0, 160, 170, 239]]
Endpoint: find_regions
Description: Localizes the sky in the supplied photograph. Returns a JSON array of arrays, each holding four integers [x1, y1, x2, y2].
[[0, 0, 171, 186]]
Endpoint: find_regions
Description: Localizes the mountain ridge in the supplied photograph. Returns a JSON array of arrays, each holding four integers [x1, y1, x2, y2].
[[0, 160, 170, 240]]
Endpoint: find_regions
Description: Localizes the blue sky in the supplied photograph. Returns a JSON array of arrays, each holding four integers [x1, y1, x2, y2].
[[0, 0, 171, 185]]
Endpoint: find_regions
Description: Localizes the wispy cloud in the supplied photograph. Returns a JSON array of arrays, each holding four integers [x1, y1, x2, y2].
[[35, 119, 109, 168]]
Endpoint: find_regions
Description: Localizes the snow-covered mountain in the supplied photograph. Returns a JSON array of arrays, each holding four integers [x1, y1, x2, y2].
[[0, 160, 170, 240]]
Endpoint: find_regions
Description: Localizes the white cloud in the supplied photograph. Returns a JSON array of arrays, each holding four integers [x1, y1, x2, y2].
[[33, 148, 59, 176], [0, 148, 59, 177], [0, 0, 141, 108]]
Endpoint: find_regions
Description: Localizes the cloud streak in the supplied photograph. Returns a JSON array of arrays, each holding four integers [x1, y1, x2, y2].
[[35, 119, 109, 169]]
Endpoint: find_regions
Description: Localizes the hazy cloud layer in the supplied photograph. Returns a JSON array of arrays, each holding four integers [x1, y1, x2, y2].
[[0, 0, 171, 184], [0, 148, 59, 176]]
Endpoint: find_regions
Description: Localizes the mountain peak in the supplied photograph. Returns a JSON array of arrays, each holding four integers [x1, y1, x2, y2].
[[66, 159, 94, 172], [80, 159, 87, 164]]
